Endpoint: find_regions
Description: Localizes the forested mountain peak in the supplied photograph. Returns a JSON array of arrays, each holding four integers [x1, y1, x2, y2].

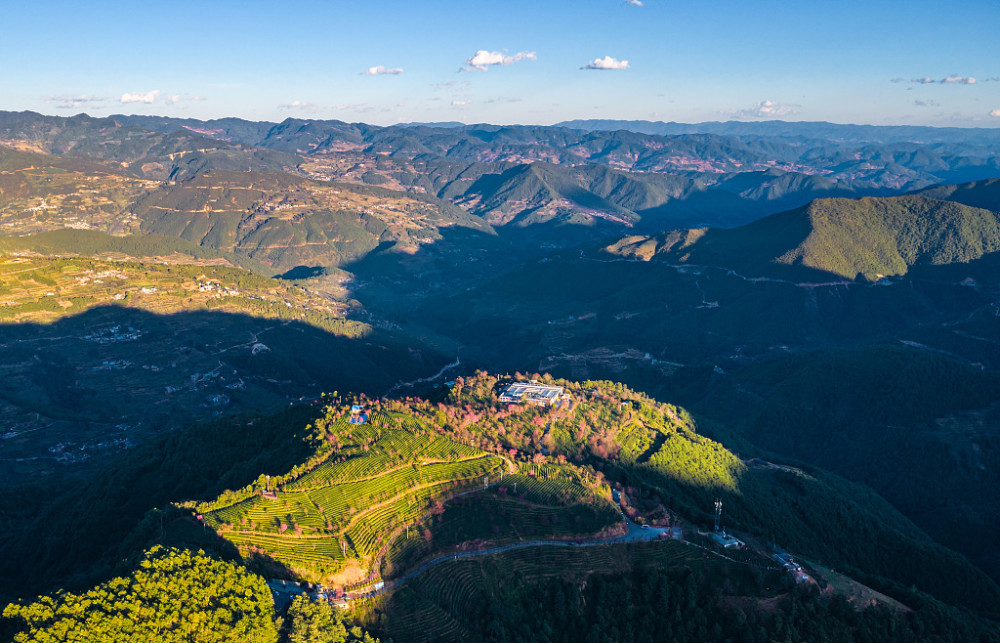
[[609, 192, 1000, 280]]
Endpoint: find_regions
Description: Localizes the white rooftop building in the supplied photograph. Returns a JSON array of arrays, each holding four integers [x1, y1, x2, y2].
[[496, 380, 568, 407]]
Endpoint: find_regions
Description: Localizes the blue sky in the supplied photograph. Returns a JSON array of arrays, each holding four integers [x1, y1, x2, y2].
[[2, 0, 999, 127]]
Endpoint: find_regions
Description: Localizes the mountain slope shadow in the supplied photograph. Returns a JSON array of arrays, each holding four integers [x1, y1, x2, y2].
[[0, 304, 450, 482], [340, 216, 629, 311], [0, 403, 321, 603]]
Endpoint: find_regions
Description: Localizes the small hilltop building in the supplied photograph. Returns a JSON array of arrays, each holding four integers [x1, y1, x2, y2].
[[711, 528, 744, 549], [711, 499, 744, 548], [496, 380, 570, 407], [349, 404, 368, 424]]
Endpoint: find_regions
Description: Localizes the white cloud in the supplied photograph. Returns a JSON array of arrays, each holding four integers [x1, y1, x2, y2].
[[912, 77, 935, 84], [362, 65, 403, 76], [46, 94, 108, 109], [278, 100, 316, 110], [990, 109, 1000, 118], [451, 99, 472, 106], [728, 100, 797, 119], [462, 50, 536, 71], [581, 55, 630, 70], [120, 90, 160, 104], [943, 75, 976, 84], [913, 99, 940, 107], [626, 0, 643, 5], [116, 90, 203, 106]]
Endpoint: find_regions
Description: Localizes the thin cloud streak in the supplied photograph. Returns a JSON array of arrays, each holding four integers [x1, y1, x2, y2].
[[725, 100, 797, 119], [46, 94, 109, 109], [910, 75, 976, 85], [362, 66, 403, 76]]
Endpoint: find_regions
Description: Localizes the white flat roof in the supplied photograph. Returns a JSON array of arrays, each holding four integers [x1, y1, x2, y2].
[[498, 382, 565, 402]]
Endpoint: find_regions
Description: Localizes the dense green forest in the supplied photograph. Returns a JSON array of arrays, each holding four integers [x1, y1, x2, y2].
[[3, 547, 278, 643], [395, 373, 1000, 616], [2, 547, 380, 643], [479, 567, 999, 643], [163, 374, 1000, 616], [674, 346, 1000, 583], [359, 539, 1000, 643], [283, 596, 379, 643]]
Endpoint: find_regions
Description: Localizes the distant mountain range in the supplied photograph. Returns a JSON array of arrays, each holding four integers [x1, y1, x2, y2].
[[5, 110, 999, 235], [556, 118, 1000, 145]]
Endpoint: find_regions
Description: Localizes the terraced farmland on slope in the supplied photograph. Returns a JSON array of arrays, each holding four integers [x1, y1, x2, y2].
[[501, 463, 599, 504], [369, 540, 731, 643], [0, 148, 155, 236], [377, 461, 622, 580], [201, 412, 509, 583], [130, 170, 492, 272], [0, 254, 359, 334]]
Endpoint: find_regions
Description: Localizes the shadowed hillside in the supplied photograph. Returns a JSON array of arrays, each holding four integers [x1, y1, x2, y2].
[[918, 177, 1000, 212], [0, 305, 452, 482]]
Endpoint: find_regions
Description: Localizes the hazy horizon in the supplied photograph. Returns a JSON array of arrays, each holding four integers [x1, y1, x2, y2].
[[10, 108, 1000, 131]]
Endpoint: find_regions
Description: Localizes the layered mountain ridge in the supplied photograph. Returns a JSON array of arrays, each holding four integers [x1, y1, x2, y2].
[[5, 110, 999, 235], [609, 190, 1000, 280], [4, 111, 1000, 641]]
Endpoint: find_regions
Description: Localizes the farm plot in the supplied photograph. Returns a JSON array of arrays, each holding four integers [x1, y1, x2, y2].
[[500, 463, 599, 505], [370, 540, 737, 643], [378, 586, 471, 643], [379, 464, 620, 579], [406, 560, 490, 625], [203, 418, 507, 581], [286, 419, 478, 489], [224, 531, 349, 577]]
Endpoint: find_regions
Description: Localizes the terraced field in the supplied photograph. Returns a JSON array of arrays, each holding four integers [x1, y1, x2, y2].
[[371, 540, 731, 643], [0, 152, 153, 236], [378, 499, 620, 579], [202, 412, 509, 582], [501, 463, 601, 505], [0, 254, 357, 334]]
